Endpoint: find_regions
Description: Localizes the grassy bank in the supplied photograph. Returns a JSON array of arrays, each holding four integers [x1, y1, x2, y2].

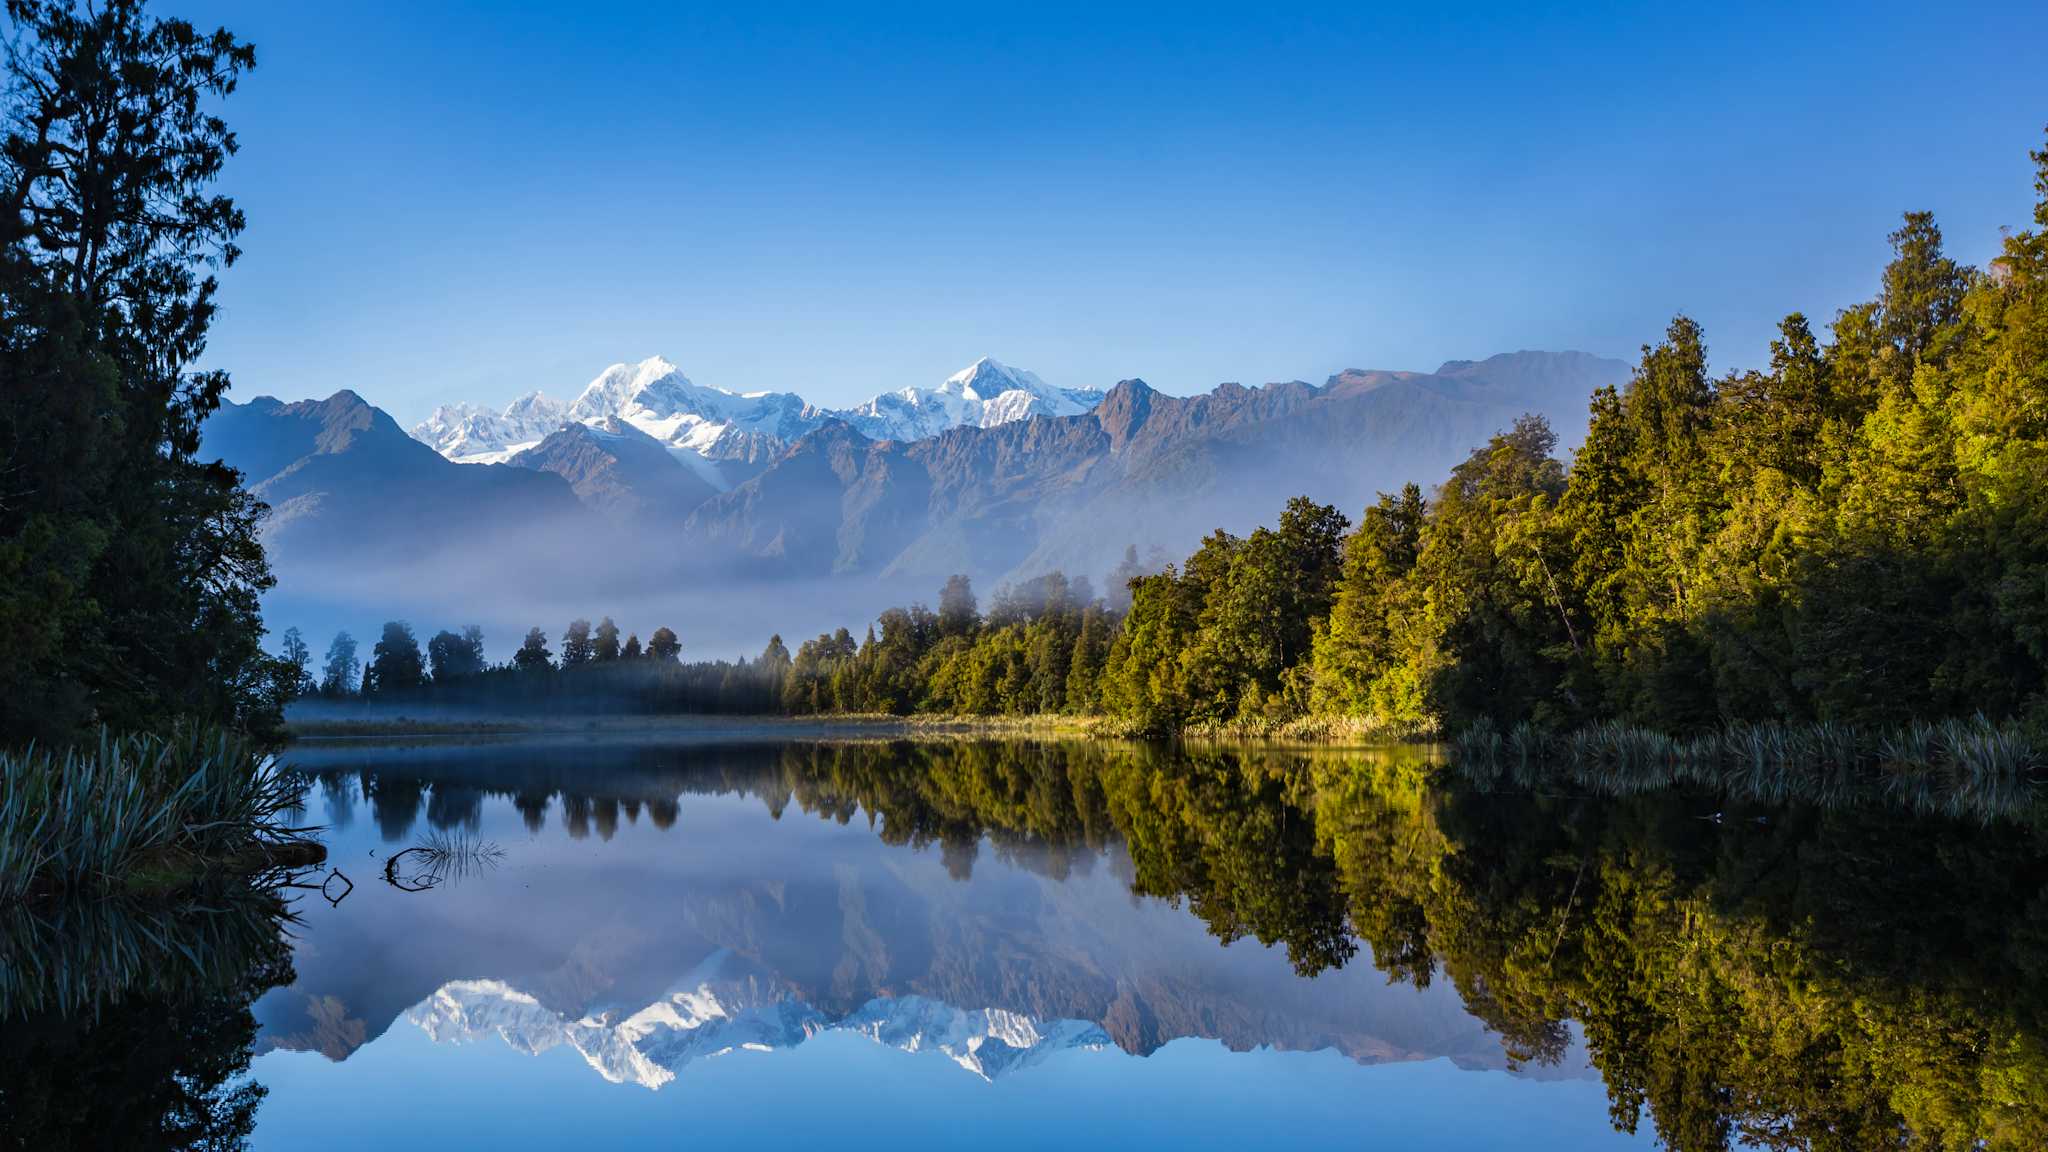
[[1448, 716, 2045, 822], [0, 729, 322, 905]]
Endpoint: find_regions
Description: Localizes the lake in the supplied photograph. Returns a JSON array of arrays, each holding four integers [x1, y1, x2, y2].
[[5, 735, 2044, 1149]]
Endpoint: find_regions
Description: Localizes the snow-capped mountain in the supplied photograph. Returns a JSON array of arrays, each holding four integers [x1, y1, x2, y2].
[[408, 356, 1102, 481], [410, 390, 569, 464], [407, 976, 1111, 1090], [836, 356, 1106, 442]]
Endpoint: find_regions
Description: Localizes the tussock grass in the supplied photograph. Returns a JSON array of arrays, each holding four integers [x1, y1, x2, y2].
[[1450, 715, 2043, 822], [0, 728, 316, 904]]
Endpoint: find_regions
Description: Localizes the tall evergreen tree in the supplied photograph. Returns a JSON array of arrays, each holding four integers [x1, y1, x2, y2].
[[369, 621, 424, 694], [513, 627, 553, 672], [646, 626, 681, 662], [279, 627, 312, 696], [320, 631, 359, 696], [0, 0, 273, 743], [561, 618, 594, 666], [938, 574, 980, 638]]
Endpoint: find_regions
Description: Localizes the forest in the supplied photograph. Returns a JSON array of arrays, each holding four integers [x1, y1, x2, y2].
[[347, 136, 2048, 749]]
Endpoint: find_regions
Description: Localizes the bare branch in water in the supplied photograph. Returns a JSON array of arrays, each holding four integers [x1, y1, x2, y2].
[[382, 830, 505, 893]]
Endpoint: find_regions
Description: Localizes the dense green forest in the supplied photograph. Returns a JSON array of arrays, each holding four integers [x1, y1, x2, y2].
[[0, 0, 288, 748], [358, 136, 2048, 741]]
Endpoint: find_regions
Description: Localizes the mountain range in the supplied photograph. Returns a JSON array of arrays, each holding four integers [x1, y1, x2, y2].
[[411, 355, 1103, 490], [203, 349, 1629, 652]]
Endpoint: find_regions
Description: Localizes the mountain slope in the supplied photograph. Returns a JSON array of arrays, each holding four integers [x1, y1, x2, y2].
[[201, 391, 617, 642], [681, 351, 1630, 591], [507, 416, 719, 523], [204, 391, 583, 554]]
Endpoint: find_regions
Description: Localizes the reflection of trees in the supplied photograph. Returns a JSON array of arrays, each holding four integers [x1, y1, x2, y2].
[[306, 737, 2048, 1148], [0, 894, 295, 1149], [367, 774, 425, 843], [1331, 784, 2048, 1151]]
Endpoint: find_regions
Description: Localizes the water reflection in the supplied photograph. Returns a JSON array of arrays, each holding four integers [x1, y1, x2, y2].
[[276, 737, 2048, 1150], [6, 736, 2044, 1150], [0, 894, 296, 1148]]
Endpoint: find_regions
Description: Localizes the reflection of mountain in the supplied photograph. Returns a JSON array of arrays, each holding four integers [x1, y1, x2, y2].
[[266, 740, 1516, 1079], [264, 735, 2048, 1145], [410, 958, 1111, 1088]]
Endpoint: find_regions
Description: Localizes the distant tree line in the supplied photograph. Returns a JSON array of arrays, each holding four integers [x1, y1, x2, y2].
[[302, 615, 786, 715]]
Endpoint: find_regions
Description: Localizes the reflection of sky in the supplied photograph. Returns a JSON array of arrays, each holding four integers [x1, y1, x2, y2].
[[252, 1028, 1651, 1151], [252, 747, 1648, 1147]]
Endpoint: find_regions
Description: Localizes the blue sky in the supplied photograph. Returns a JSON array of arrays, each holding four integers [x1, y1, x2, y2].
[[181, 0, 2048, 425]]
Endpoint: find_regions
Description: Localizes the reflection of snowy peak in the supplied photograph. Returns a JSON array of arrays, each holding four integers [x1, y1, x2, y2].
[[408, 355, 1101, 469], [838, 995, 1113, 1080], [406, 977, 1110, 1090]]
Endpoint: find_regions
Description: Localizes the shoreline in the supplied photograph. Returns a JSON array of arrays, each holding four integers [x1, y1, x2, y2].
[[280, 710, 1442, 756], [283, 711, 1104, 743]]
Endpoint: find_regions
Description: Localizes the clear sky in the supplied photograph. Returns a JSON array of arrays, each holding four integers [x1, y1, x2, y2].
[[178, 0, 2048, 426]]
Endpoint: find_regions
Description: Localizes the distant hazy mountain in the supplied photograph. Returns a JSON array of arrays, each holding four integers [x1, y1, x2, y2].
[[682, 350, 1631, 589], [210, 349, 1627, 653], [507, 416, 719, 525], [200, 390, 621, 647], [202, 390, 582, 557]]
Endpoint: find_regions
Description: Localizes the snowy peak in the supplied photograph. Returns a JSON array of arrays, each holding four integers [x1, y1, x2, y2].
[[408, 355, 1103, 464], [404, 978, 1111, 1091], [940, 356, 1048, 400], [838, 356, 1105, 442], [567, 356, 691, 423], [411, 391, 568, 464]]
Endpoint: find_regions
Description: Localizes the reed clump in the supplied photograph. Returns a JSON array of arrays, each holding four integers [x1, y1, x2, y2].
[[1449, 715, 2042, 822], [0, 728, 317, 904]]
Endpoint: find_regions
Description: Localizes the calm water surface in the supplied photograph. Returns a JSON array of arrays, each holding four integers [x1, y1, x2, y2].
[[5, 736, 2044, 1149]]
